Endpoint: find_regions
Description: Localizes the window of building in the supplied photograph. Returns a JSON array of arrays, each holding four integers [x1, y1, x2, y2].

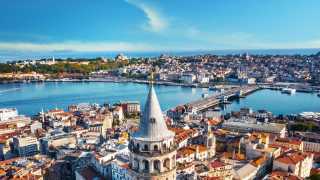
[[143, 144, 149, 151], [154, 145, 159, 151], [164, 158, 170, 169], [142, 160, 149, 172], [154, 160, 161, 171]]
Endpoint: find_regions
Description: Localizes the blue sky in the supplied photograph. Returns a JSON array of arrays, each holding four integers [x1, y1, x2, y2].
[[1, 0, 320, 59]]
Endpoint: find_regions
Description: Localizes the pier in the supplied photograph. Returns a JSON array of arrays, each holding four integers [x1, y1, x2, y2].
[[187, 86, 261, 112]]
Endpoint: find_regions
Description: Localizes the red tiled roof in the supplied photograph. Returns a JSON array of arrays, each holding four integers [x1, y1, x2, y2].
[[269, 170, 303, 180], [275, 137, 302, 146], [275, 150, 312, 165], [79, 166, 104, 180], [48, 109, 64, 113], [210, 160, 226, 169], [121, 163, 129, 169]]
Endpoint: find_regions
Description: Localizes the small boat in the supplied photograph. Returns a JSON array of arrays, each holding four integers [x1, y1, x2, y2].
[[317, 93, 320, 97], [191, 84, 198, 88], [202, 93, 209, 98], [281, 88, 296, 94], [216, 88, 225, 93], [209, 86, 216, 91], [222, 101, 232, 104], [213, 107, 221, 111]]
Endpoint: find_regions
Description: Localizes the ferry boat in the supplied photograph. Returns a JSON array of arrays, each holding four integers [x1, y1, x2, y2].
[[281, 88, 296, 94]]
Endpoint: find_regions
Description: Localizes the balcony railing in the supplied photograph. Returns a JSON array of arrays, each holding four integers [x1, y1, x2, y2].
[[130, 167, 176, 176], [128, 144, 177, 156]]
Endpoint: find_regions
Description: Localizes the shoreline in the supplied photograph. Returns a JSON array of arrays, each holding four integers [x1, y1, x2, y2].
[[1, 78, 319, 93], [0, 78, 207, 88], [0, 80, 319, 117]]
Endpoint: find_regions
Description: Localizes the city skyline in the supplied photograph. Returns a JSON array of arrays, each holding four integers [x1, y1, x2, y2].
[[1, 0, 320, 59], [0, 2, 320, 179]]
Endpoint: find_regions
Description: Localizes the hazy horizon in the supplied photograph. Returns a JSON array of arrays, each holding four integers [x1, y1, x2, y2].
[[1, 48, 320, 63], [1, 0, 320, 61]]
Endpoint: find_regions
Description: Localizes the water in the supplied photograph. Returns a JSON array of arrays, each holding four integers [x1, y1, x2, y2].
[[0, 82, 210, 116], [221, 89, 320, 115], [0, 82, 319, 116]]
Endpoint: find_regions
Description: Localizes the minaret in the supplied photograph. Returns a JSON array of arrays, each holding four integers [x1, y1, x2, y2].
[[128, 85, 177, 180], [41, 108, 45, 123], [205, 121, 216, 158]]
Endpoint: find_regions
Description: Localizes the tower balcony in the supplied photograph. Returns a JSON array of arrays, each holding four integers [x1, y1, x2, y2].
[[129, 164, 176, 176], [128, 144, 177, 156]]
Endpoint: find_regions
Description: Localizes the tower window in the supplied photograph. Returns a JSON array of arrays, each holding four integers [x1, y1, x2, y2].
[[143, 144, 149, 151], [154, 160, 161, 171], [150, 117, 156, 123], [142, 160, 149, 172], [164, 158, 170, 169], [154, 145, 159, 151]]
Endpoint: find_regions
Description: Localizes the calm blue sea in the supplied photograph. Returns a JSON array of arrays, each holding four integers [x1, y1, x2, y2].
[[0, 82, 319, 116]]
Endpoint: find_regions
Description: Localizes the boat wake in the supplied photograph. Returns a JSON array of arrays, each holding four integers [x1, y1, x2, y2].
[[0, 88, 21, 94]]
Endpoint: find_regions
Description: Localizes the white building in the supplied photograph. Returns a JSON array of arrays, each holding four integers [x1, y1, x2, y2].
[[296, 132, 320, 153], [111, 160, 131, 180], [115, 53, 128, 62], [273, 150, 313, 178], [121, 101, 141, 115], [222, 119, 286, 138], [181, 74, 196, 84], [208, 160, 233, 180], [90, 151, 115, 179], [197, 74, 210, 84], [13, 136, 39, 157], [0, 108, 18, 121], [233, 163, 258, 180], [303, 141, 320, 153], [39, 133, 77, 154], [113, 106, 125, 122], [30, 120, 42, 134], [245, 78, 256, 85]]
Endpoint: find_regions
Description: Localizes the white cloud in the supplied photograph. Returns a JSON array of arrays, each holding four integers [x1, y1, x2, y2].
[[126, 0, 168, 32], [182, 27, 320, 50], [0, 41, 158, 52], [0, 41, 208, 53], [0, 38, 319, 55]]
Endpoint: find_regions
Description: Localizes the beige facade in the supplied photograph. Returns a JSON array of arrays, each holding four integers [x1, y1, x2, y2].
[[303, 141, 320, 152], [272, 150, 313, 178]]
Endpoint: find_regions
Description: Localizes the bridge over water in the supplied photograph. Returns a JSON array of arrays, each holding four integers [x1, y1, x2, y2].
[[187, 86, 260, 112]]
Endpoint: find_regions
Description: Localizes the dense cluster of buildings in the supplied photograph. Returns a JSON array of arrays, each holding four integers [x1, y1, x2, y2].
[[3, 53, 320, 87], [0, 84, 319, 179], [101, 53, 320, 86]]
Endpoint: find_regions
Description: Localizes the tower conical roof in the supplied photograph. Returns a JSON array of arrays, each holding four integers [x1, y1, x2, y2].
[[133, 86, 174, 141]]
